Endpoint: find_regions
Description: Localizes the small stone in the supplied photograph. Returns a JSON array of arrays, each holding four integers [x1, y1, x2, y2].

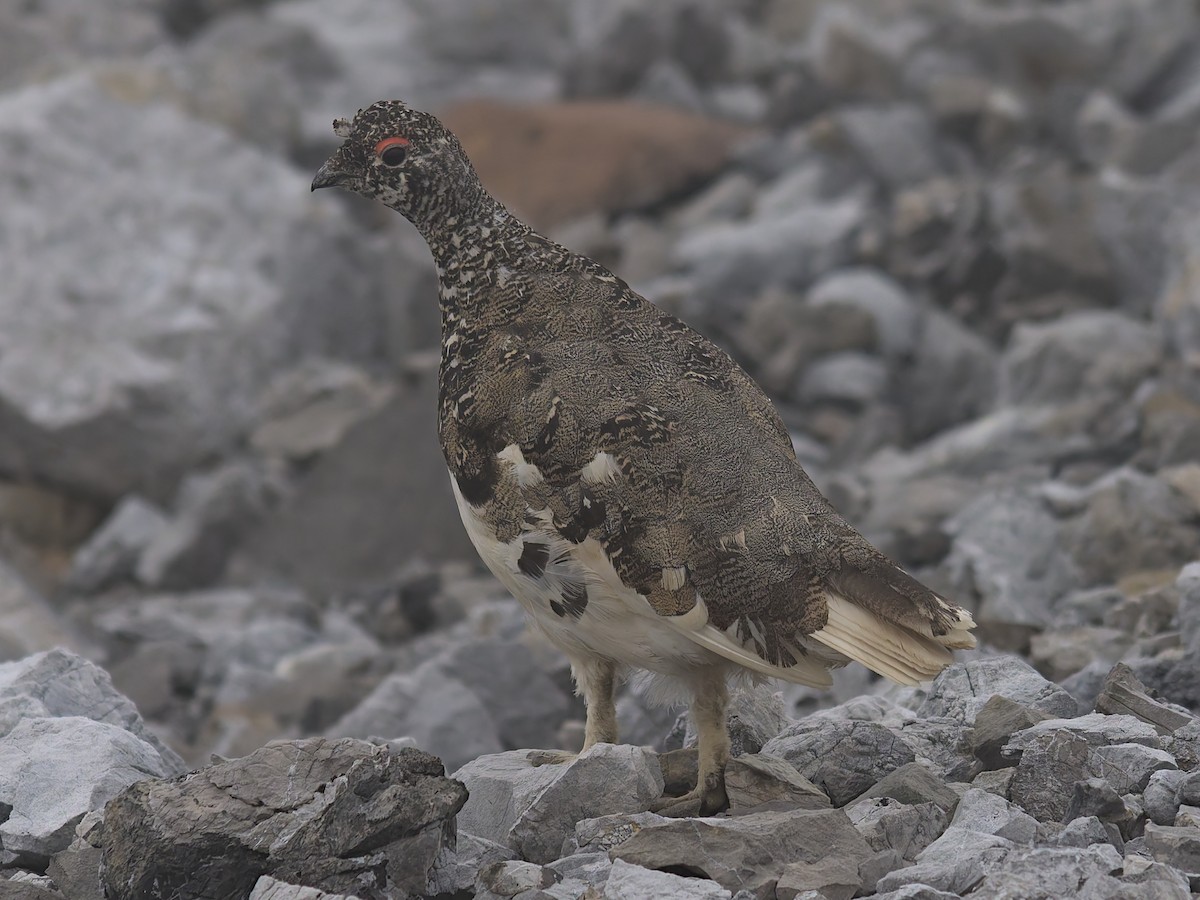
[[1144, 769, 1187, 826], [427, 833, 515, 897], [1174, 805, 1200, 829], [573, 812, 669, 855], [971, 769, 1015, 799], [477, 860, 559, 897], [724, 753, 831, 812]]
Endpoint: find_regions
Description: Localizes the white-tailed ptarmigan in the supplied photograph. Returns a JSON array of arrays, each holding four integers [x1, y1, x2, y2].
[[312, 101, 977, 814]]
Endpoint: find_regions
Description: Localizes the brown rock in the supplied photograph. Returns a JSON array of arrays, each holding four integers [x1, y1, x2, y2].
[[439, 99, 750, 228]]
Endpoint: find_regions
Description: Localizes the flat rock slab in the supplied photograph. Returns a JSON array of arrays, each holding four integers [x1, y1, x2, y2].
[[453, 744, 663, 864], [609, 806, 873, 895], [102, 738, 466, 900]]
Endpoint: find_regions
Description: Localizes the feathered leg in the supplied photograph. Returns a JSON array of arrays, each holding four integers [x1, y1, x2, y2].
[[529, 656, 617, 765], [652, 666, 730, 815]]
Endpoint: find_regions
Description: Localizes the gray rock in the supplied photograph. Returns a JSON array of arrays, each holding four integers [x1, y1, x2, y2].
[[874, 824, 1013, 895], [602, 858, 731, 900], [248, 878, 359, 900], [0, 72, 371, 501], [834, 104, 947, 189], [897, 307, 998, 443], [0, 649, 182, 772], [918, 657, 1079, 726], [969, 843, 1123, 899], [801, 3, 923, 99], [859, 763, 959, 814], [1177, 562, 1200, 653], [610, 807, 873, 896], [453, 745, 663, 864], [1061, 469, 1200, 586], [761, 718, 916, 806], [240, 381, 478, 594], [1064, 779, 1130, 826], [67, 496, 170, 593], [723, 753, 831, 812], [426, 832, 515, 897], [1089, 744, 1177, 795], [573, 811, 671, 855], [46, 833, 105, 900], [1077, 861, 1192, 899], [1006, 714, 1163, 753], [848, 797, 948, 861], [870, 887, 962, 900], [1054, 815, 1121, 851], [0, 716, 177, 863], [437, 636, 573, 751], [136, 461, 268, 590], [1008, 731, 1093, 823], [806, 268, 921, 362], [950, 788, 1038, 845], [798, 352, 887, 407], [971, 696, 1053, 770], [331, 656, 503, 771], [999, 311, 1161, 407], [1144, 823, 1200, 876], [674, 192, 869, 296], [942, 490, 1080, 639], [774, 853, 863, 900], [1144, 770, 1187, 826], [102, 740, 466, 900], [0, 563, 79, 664], [477, 860, 559, 897]]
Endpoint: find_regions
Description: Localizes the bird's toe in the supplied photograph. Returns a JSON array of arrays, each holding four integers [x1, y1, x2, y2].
[[650, 769, 728, 817], [526, 749, 578, 767]]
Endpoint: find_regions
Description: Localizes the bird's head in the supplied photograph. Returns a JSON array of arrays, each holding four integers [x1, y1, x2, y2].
[[311, 100, 486, 227]]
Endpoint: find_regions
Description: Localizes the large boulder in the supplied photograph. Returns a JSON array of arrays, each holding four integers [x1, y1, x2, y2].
[[102, 739, 467, 900], [0, 71, 386, 502]]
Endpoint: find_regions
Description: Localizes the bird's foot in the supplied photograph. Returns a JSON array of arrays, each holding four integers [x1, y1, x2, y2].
[[650, 769, 729, 817], [526, 749, 578, 767]]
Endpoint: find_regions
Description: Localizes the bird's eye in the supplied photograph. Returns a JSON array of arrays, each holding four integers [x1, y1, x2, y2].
[[375, 136, 410, 167]]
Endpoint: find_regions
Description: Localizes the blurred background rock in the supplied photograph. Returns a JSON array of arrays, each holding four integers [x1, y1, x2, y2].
[[0, 0, 1199, 772]]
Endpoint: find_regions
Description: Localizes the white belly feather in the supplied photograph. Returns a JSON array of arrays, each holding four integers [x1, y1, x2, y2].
[[449, 474, 720, 676]]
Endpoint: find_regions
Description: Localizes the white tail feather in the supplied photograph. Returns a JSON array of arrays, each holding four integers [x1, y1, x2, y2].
[[811, 593, 954, 686]]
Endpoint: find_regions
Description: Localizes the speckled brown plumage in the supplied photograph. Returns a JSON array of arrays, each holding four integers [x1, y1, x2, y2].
[[314, 100, 976, 813]]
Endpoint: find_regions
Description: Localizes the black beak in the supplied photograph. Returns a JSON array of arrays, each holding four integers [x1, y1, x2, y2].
[[311, 158, 355, 192]]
